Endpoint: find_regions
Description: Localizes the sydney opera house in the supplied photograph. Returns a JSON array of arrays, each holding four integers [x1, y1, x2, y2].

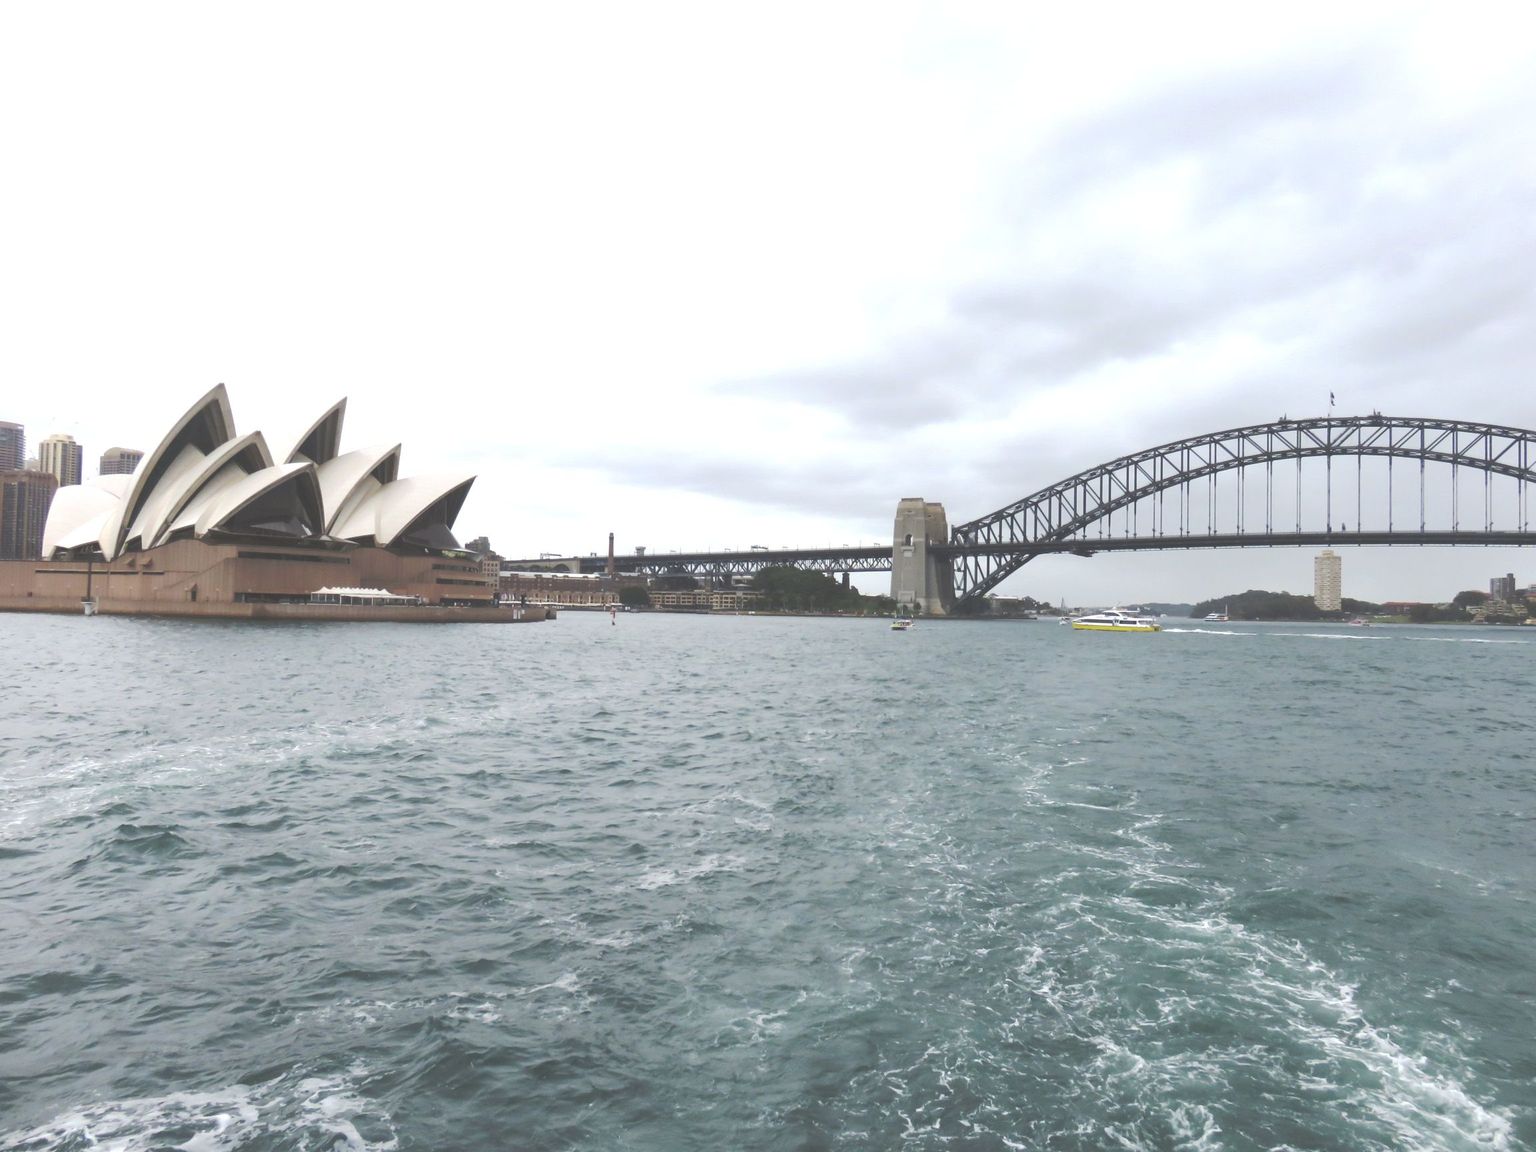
[[0, 385, 520, 620]]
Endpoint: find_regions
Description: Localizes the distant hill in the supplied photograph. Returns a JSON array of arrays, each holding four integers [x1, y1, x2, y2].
[[1189, 590, 1383, 620]]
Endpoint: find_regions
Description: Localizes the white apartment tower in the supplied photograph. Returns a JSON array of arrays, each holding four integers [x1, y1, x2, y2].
[[38, 433, 83, 487], [1313, 549, 1342, 611]]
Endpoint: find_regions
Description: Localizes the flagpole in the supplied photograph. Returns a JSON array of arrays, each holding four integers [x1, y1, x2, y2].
[[1326, 391, 1334, 533]]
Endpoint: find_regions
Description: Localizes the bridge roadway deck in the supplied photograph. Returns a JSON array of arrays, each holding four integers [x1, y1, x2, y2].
[[548, 530, 1536, 578], [941, 529, 1536, 558], [569, 546, 892, 576]]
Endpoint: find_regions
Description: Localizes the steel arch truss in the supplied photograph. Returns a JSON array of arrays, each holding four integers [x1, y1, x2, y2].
[[948, 415, 1536, 602]]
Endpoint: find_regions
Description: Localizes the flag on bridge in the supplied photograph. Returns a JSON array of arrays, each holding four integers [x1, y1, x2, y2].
[[1330, 391, 1336, 408]]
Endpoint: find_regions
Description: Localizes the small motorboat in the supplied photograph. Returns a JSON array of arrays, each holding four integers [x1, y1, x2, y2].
[[891, 617, 913, 631]]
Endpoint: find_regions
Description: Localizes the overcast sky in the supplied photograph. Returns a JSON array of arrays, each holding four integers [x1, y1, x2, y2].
[[5, 3, 1535, 605]]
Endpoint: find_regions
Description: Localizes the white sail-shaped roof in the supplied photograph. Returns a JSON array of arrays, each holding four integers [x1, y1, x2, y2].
[[162, 468, 248, 540], [98, 385, 236, 560], [313, 444, 401, 534], [381, 474, 473, 548], [194, 462, 323, 540], [40, 386, 474, 560], [159, 450, 270, 544], [53, 509, 116, 555], [332, 472, 473, 547], [127, 433, 275, 553], [286, 400, 347, 466], [41, 479, 126, 558]]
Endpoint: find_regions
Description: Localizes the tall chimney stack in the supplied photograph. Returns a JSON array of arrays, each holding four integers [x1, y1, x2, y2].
[[607, 532, 616, 578]]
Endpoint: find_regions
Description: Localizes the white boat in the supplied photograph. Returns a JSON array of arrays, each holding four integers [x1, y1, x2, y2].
[[891, 617, 913, 631], [1203, 604, 1228, 622], [1071, 609, 1161, 633]]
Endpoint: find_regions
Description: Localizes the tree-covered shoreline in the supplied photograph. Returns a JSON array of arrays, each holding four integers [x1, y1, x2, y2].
[[1189, 588, 1531, 623]]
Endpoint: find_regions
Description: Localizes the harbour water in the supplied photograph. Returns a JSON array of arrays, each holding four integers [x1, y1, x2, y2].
[[1, 611, 1532, 1150]]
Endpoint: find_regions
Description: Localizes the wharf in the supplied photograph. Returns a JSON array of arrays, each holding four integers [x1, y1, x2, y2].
[[0, 597, 553, 623]]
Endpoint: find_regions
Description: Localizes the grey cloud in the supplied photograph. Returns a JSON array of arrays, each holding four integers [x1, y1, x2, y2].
[[722, 276, 1219, 434], [1034, 40, 1388, 201], [602, 452, 893, 519], [570, 36, 1536, 541], [720, 38, 1536, 451]]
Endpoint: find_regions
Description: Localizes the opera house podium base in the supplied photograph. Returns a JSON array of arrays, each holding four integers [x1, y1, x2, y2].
[[0, 594, 550, 623], [0, 542, 549, 624]]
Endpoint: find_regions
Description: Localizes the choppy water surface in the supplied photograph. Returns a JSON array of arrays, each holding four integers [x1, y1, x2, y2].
[[1, 612, 1532, 1150]]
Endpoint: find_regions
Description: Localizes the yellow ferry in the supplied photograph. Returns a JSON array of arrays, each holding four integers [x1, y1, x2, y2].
[[1070, 609, 1161, 633]]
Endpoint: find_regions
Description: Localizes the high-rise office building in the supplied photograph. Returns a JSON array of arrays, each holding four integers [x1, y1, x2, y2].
[[38, 433, 83, 487], [99, 446, 144, 476], [1313, 549, 1342, 611], [1490, 573, 1517, 602], [0, 421, 22, 472], [0, 469, 58, 560]]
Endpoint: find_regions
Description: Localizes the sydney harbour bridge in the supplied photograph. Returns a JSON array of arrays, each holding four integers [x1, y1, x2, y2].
[[518, 415, 1536, 614]]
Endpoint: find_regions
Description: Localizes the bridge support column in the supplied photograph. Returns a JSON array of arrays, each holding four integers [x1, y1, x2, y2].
[[891, 498, 954, 616]]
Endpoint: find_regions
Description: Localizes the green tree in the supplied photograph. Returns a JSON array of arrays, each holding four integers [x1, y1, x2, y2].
[[749, 566, 880, 614], [1190, 590, 1325, 621], [618, 585, 651, 608], [652, 571, 699, 591], [1408, 601, 1480, 623], [1341, 597, 1383, 615]]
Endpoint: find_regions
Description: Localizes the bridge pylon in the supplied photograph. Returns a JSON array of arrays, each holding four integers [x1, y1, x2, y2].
[[891, 498, 955, 616]]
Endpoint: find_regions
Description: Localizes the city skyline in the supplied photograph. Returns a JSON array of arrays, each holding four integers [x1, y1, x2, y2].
[[5, 6, 1536, 605], [0, 419, 145, 485]]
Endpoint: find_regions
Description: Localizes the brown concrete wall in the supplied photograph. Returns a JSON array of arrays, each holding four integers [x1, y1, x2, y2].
[[0, 541, 497, 608], [0, 595, 551, 623]]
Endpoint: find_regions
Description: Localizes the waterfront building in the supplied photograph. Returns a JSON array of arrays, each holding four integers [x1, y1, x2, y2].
[[465, 537, 504, 584], [0, 422, 22, 471], [648, 586, 762, 612], [1313, 549, 1342, 611], [499, 568, 614, 607], [38, 433, 83, 487], [497, 567, 656, 608], [479, 551, 502, 584], [0, 470, 58, 560], [1, 386, 498, 615], [99, 446, 144, 476]]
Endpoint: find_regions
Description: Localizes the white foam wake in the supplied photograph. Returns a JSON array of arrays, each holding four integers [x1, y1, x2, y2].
[[0, 1066, 396, 1152]]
